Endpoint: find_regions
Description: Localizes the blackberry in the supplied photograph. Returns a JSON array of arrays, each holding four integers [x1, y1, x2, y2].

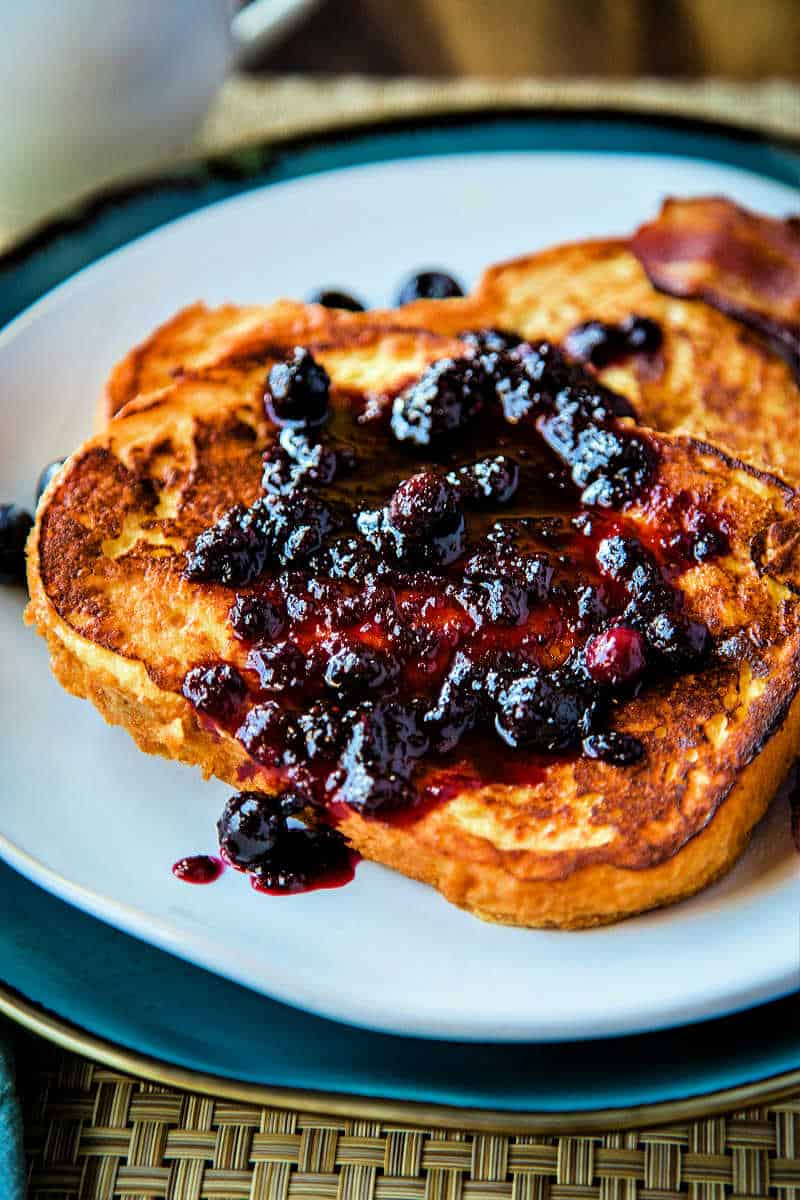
[[357, 504, 465, 569], [582, 731, 645, 765], [564, 316, 662, 366], [448, 455, 519, 506], [0, 504, 33, 585], [396, 270, 464, 305], [332, 701, 429, 814], [539, 405, 655, 507], [261, 427, 357, 495], [265, 347, 330, 427], [456, 579, 530, 627], [305, 535, 377, 582], [263, 493, 343, 565], [229, 592, 285, 642], [595, 535, 669, 615], [183, 504, 271, 586], [495, 669, 591, 752], [217, 790, 301, 868], [307, 288, 365, 312], [182, 662, 247, 722], [575, 584, 610, 630], [463, 545, 553, 601], [390, 357, 485, 446]]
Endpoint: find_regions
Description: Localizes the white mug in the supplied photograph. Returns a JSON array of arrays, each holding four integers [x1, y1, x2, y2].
[[0, 0, 315, 237]]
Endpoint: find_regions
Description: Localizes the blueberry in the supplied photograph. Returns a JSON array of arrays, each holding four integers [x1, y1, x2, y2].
[[217, 790, 301, 868], [390, 357, 485, 447], [265, 348, 330, 427], [0, 504, 33, 585], [582, 731, 645, 765], [322, 634, 399, 695], [621, 315, 663, 355], [307, 288, 365, 312], [396, 270, 464, 305], [35, 459, 66, 504], [229, 593, 285, 642], [247, 640, 307, 692], [182, 662, 247, 722], [563, 320, 628, 368], [236, 701, 297, 766], [388, 472, 460, 537], [646, 611, 711, 670], [297, 701, 345, 760]]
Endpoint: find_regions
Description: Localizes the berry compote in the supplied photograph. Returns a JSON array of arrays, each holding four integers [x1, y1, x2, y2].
[[180, 328, 722, 845]]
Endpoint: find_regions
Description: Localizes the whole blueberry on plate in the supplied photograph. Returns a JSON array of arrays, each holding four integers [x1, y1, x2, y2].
[[307, 288, 366, 312], [0, 504, 33, 585], [395, 270, 464, 305], [36, 458, 66, 503]]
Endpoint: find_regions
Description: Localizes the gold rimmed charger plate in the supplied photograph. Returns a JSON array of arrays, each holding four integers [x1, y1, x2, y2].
[[4, 981, 800, 1134]]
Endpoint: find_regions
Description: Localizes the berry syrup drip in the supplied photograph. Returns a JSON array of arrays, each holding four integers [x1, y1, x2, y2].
[[217, 791, 359, 894], [172, 854, 225, 884], [180, 325, 722, 828]]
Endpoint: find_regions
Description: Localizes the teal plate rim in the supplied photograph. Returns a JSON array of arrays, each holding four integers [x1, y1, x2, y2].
[[2, 105, 799, 1123], [2, 859, 800, 1130], [2, 105, 799, 329]]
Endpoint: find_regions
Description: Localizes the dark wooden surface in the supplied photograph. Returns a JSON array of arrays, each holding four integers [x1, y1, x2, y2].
[[253, 0, 800, 81]]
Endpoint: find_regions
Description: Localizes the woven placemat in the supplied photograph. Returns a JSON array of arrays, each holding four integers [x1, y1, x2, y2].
[[17, 1032, 800, 1200]]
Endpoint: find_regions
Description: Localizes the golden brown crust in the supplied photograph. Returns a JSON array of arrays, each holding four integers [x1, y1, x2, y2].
[[27, 313, 800, 927], [26, 595, 800, 930], [102, 238, 800, 485]]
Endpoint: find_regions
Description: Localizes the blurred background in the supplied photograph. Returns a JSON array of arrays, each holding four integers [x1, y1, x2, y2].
[[248, 0, 800, 79], [2, 0, 798, 247]]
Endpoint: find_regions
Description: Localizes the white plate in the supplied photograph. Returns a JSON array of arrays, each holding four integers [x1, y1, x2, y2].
[[2, 152, 799, 1042]]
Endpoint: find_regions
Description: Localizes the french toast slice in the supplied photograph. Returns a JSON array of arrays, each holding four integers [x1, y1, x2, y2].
[[103, 203, 800, 485], [29, 318, 800, 928]]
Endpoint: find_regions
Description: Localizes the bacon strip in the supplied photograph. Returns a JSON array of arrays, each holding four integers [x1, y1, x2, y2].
[[631, 197, 800, 374]]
